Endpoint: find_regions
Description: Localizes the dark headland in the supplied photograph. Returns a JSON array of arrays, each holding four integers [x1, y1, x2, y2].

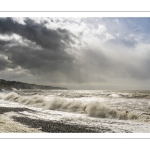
[[0, 79, 67, 90]]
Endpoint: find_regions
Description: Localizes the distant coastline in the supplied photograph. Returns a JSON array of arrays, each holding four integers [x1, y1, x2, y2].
[[0, 79, 67, 90]]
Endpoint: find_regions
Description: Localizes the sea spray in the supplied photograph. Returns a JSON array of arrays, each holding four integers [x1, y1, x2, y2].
[[4, 92, 19, 100], [45, 97, 87, 113], [2, 92, 138, 120], [4, 92, 46, 107], [85, 101, 118, 118], [45, 97, 138, 120]]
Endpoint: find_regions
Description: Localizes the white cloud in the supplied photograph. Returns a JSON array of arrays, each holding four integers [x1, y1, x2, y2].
[[12, 17, 26, 25], [0, 33, 21, 41], [104, 33, 115, 41]]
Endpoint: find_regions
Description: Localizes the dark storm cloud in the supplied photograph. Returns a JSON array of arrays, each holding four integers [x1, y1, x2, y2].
[[6, 45, 73, 74], [0, 53, 16, 70], [0, 40, 12, 51], [0, 40, 11, 45], [0, 56, 9, 70], [0, 18, 76, 75], [0, 39, 15, 70], [0, 18, 75, 50]]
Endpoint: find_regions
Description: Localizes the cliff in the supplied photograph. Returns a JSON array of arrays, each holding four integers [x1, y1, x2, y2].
[[0, 79, 67, 90]]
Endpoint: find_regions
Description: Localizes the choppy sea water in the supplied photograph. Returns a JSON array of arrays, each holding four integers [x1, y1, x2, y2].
[[1, 89, 150, 132]]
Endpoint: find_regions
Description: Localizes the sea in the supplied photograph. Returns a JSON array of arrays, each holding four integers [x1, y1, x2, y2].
[[1, 89, 150, 133]]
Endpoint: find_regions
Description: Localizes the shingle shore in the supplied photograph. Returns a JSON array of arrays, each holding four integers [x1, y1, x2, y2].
[[0, 106, 113, 133], [12, 116, 98, 133]]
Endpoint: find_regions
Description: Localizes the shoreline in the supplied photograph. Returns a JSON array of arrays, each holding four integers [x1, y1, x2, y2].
[[0, 106, 100, 133]]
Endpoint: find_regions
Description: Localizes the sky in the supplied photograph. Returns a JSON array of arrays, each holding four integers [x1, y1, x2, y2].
[[0, 17, 150, 90]]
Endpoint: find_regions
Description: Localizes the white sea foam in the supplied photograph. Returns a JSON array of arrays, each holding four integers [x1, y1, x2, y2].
[[3, 92, 46, 107], [0, 94, 3, 99], [11, 88, 18, 91], [0, 92, 139, 120], [109, 93, 120, 98], [45, 97, 87, 113]]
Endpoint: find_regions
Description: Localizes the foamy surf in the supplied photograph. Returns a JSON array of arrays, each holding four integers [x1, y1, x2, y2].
[[1, 90, 150, 133], [0, 91, 139, 120]]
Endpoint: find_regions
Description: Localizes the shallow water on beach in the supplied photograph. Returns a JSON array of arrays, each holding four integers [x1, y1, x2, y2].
[[1, 89, 150, 132]]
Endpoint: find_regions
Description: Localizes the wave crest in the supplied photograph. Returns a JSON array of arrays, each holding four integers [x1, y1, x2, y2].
[[2, 92, 138, 120]]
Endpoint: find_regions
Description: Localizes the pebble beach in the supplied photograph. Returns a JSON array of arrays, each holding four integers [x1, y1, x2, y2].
[[0, 106, 100, 133]]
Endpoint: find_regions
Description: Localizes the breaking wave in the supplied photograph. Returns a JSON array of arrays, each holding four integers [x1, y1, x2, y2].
[[54, 91, 150, 99], [1, 92, 138, 120], [109, 91, 150, 99], [4, 92, 46, 107]]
